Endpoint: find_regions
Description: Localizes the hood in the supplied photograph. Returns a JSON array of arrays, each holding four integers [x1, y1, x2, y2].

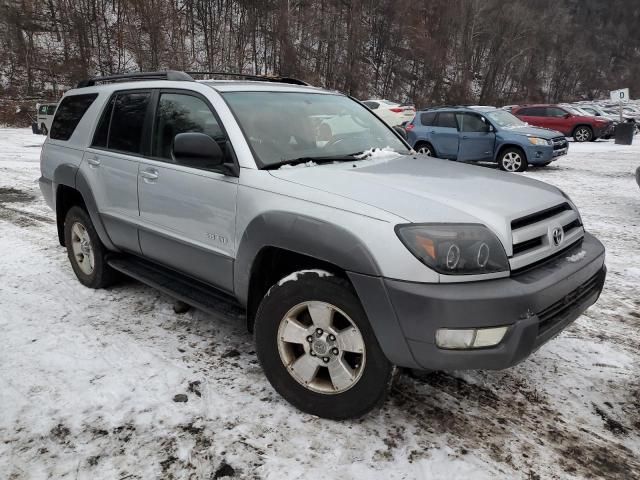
[[269, 154, 567, 249], [501, 125, 563, 139]]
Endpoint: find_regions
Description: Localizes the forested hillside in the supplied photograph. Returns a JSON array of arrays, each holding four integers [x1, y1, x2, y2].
[[1, 0, 639, 108]]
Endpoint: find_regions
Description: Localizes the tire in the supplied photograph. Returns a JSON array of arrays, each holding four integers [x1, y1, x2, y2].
[[64, 206, 117, 288], [254, 271, 394, 419], [415, 142, 435, 157], [41, 124, 48, 136], [498, 147, 528, 172], [573, 125, 592, 142]]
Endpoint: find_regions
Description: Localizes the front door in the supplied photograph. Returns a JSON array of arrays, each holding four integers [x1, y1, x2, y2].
[[456, 112, 495, 162], [137, 90, 238, 292]]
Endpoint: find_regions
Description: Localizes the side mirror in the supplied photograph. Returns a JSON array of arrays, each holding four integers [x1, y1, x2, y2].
[[173, 132, 224, 170], [563, 113, 571, 119], [393, 125, 408, 140]]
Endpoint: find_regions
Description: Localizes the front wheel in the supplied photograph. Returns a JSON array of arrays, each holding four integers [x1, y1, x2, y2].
[[254, 271, 394, 419], [498, 148, 528, 172], [573, 126, 593, 142]]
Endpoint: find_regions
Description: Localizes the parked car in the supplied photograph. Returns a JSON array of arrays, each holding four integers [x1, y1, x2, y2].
[[39, 71, 606, 419], [405, 106, 568, 171], [512, 104, 613, 142], [34, 102, 57, 135], [361, 99, 415, 126]]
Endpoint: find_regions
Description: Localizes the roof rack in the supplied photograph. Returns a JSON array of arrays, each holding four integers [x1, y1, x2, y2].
[[186, 71, 310, 86], [76, 70, 194, 88]]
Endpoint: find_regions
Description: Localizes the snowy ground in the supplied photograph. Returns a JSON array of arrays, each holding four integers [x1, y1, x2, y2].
[[0, 128, 638, 479]]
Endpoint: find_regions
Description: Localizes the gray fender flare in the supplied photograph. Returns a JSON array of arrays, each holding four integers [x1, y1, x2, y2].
[[234, 211, 418, 368], [53, 163, 117, 251], [234, 211, 381, 304]]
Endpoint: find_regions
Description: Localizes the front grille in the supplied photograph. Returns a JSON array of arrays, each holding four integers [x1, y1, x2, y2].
[[552, 137, 568, 150], [510, 203, 584, 271], [511, 203, 571, 230], [537, 272, 603, 336]]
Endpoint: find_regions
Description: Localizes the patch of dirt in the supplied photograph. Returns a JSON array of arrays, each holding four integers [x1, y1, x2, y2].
[[391, 372, 640, 478], [0, 187, 34, 203], [0, 187, 53, 227], [593, 403, 628, 435]]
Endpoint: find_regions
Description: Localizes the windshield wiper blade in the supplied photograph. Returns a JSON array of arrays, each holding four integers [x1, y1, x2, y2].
[[263, 154, 363, 170]]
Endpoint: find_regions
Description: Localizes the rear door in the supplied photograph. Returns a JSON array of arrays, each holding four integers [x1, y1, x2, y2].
[[456, 112, 495, 162], [545, 107, 571, 135], [82, 89, 152, 254], [431, 112, 460, 158], [137, 90, 238, 292], [514, 106, 548, 129]]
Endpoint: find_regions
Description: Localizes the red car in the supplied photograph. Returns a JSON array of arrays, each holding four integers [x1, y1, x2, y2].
[[511, 104, 613, 142]]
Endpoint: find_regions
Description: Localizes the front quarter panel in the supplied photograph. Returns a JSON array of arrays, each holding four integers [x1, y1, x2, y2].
[[233, 169, 440, 304]]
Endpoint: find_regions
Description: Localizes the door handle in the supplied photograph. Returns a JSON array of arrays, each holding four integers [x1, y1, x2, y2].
[[87, 156, 101, 167], [462, 135, 469, 139], [430, 130, 436, 133], [140, 169, 159, 182]]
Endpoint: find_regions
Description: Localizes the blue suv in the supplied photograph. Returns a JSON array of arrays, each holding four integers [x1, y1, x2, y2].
[[405, 107, 568, 172]]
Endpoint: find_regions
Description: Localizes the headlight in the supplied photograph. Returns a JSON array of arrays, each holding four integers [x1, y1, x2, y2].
[[528, 137, 551, 146], [395, 224, 509, 275]]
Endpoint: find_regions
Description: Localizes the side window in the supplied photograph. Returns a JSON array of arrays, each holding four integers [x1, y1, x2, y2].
[[525, 107, 546, 116], [47, 105, 57, 115], [420, 112, 436, 126], [153, 93, 224, 161], [91, 96, 115, 149], [50, 94, 98, 141], [38, 105, 47, 115], [363, 101, 379, 110], [460, 113, 490, 132], [108, 92, 151, 154], [435, 112, 458, 129], [546, 107, 567, 117]]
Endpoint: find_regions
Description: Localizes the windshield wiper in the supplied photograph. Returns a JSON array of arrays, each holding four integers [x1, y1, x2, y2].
[[263, 153, 364, 170]]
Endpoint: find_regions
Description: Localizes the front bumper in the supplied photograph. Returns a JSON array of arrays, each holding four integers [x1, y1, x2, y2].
[[524, 143, 567, 165], [349, 232, 605, 371]]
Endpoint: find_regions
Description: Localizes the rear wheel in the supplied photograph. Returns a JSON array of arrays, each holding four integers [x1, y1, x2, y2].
[[64, 206, 117, 288], [573, 126, 593, 142], [498, 147, 528, 172], [415, 142, 435, 156], [254, 271, 394, 419]]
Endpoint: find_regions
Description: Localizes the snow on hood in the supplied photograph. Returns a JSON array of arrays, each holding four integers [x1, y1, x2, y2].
[[270, 154, 567, 249]]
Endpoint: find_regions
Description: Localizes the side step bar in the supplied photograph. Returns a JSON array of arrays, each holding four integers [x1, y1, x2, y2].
[[107, 255, 244, 321]]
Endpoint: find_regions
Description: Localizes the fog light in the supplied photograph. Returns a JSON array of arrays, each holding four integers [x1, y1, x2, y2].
[[435, 326, 509, 349], [473, 326, 508, 347], [435, 329, 476, 349]]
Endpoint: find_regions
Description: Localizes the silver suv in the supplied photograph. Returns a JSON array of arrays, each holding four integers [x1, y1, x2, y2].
[[39, 71, 606, 419]]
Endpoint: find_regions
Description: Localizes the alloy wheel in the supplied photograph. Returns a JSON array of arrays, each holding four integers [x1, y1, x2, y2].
[[502, 152, 522, 172], [70, 222, 95, 275], [277, 301, 366, 394], [575, 127, 590, 142], [417, 146, 432, 156]]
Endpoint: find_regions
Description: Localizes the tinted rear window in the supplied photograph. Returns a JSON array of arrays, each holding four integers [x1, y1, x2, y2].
[[108, 92, 151, 154], [420, 112, 436, 126], [50, 94, 98, 141], [92, 97, 115, 148], [435, 112, 458, 128]]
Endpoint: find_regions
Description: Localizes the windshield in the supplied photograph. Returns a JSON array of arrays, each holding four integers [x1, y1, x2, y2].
[[221, 91, 408, 168], [484, 109, 526, 128]]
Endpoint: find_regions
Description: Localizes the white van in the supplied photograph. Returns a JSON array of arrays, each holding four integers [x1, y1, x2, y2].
[[35, 103, 58, 135]]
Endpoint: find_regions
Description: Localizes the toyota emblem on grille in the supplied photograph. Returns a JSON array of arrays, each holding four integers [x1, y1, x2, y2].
[[552, 227, 564, 247]]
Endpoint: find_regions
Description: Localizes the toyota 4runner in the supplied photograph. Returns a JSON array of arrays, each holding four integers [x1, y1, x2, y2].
[[39, 71, 606, 419]]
